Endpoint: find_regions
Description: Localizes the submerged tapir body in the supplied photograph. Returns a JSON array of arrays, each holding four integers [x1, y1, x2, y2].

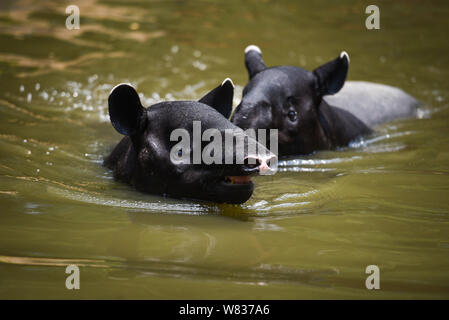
[[324, 80, 420, 127], [104, 79, 276, 204], [231, 45, 420, 156]]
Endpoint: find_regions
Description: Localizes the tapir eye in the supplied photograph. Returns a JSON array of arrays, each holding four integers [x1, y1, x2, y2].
[[288, 110, 298, 122], [178, 149, 183, 157]]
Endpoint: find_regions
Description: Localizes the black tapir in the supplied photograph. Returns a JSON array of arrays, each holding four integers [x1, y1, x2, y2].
[[104, 79, 277, 204], [231, 45, 420, 156]]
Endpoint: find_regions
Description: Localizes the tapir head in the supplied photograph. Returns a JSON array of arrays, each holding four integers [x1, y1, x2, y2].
[[231, 45, 350, 155], [105, 79, 277, 204]]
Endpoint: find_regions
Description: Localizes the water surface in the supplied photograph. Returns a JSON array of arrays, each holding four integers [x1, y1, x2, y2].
[[1, 0, 449, 299]]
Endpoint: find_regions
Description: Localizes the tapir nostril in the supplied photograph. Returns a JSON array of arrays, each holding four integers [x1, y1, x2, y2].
[[266, 155, 278, 169], [243, 154, 278, 175], [243, 156, 262, 170]]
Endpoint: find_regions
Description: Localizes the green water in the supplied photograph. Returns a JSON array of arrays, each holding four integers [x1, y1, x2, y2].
[[1, 0, 449, 299]]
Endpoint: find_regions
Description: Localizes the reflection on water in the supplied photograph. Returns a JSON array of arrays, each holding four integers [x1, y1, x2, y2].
[[1, 0, 449, 299], [49, 186, 218, 215]]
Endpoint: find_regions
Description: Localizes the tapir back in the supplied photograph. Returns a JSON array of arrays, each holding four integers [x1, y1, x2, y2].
[[324, 81, 420, 127]]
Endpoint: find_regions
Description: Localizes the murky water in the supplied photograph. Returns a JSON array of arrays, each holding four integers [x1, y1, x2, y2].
[[1, 0, 449, 299]]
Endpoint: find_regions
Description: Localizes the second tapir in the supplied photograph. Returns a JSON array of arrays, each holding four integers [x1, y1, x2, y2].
[[231, 45, 420, 156]]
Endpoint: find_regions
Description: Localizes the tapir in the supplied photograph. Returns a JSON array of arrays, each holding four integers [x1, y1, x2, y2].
[[231, 45, 420, 156], [104, 79, 277, 204]]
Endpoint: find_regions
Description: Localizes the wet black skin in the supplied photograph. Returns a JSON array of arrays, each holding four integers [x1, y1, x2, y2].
[[104, 80, 269, 204], [231, 49, 372, 156]]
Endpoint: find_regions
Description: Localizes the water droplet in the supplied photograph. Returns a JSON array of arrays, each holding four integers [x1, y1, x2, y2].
[[129, 22, 139, 30], [27, 93, 32, 103], [41, 91, 49, 100], [35, 83, 40, 91], [88, 74, 98, 84], [192, 61, 207, 71], [20, 85, 25, 92], [171, 45, 179, 54]]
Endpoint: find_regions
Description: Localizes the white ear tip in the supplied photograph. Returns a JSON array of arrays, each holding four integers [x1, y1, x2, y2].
[[245, 45, 262, 55], [340, 51, 350, 63], [221, 78, 235, 88], [110, 83, 135, 95]]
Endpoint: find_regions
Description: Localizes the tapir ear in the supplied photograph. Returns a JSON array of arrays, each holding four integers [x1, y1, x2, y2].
[[313, 51, 350, 96], [244, 45, 266, 79], [108, 83, 146, 136], [199, 78, 234, 119]]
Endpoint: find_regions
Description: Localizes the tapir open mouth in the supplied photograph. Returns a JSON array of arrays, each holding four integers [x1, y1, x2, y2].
[[204, 174, 255, 204], [224, 176, 252, 185]]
